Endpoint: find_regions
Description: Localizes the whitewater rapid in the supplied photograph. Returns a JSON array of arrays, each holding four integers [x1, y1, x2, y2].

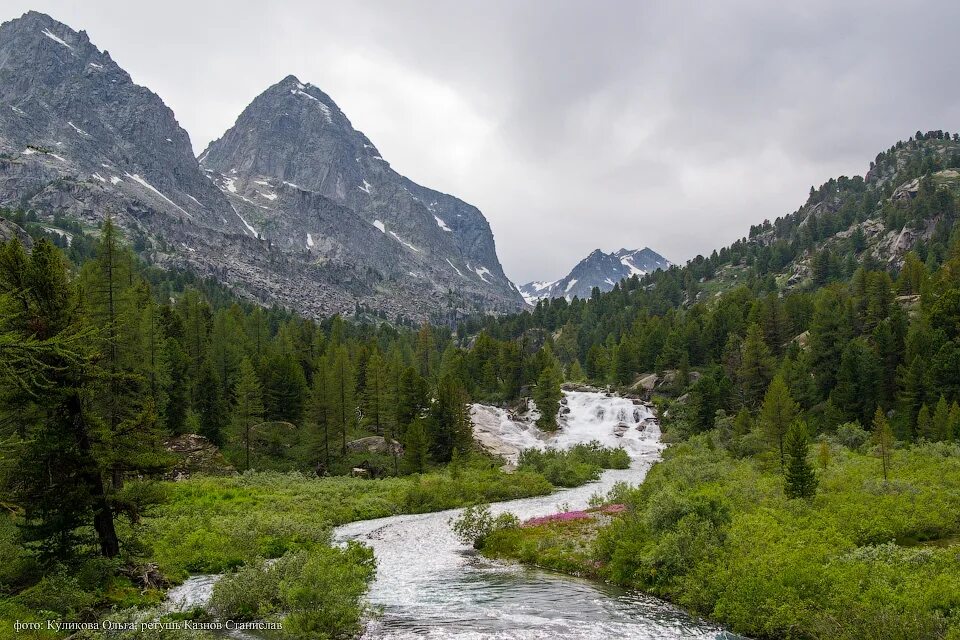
[[167, 391, 730, 638], [335, 391, 728, 639]]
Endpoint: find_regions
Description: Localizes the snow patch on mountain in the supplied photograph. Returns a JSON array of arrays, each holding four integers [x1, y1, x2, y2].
[[520, 247, 671, 304]]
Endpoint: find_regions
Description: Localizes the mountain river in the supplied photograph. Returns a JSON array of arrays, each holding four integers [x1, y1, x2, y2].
[[167, 391, 734, 639]]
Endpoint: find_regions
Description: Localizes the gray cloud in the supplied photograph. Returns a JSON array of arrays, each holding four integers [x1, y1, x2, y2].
[[4, 0, 960, 282]]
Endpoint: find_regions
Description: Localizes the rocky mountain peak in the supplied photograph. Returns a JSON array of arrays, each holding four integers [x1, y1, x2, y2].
[[0, 12, 523, 320], [0, 11, 238, 235], [200, 75, 523, 314], [520, 246, 671, 304]]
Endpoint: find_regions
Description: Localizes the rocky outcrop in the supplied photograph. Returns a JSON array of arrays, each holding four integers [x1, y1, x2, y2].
[[0, 216, 31, 248], [164, 434, 236, 480], [345, 436, 403, 456]]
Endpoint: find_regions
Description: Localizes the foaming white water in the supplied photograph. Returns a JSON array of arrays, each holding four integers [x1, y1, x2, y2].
[[167, 391, 727, 639], [336, 391, 724, 639], [471, 390, 663, 465], [554, 391, 661, 457]]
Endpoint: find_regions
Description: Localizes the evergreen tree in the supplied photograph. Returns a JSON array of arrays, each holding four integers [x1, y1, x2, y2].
[[196, 358, 227, 445], [0, 238, 168, 559], [429, 374, 472, 463], [760, 374, 798, 468], [231, 357, 264, 470], [916, 403, 933, 441], [261, 346, 307, 424], [362, 350, 391, 436], [307, 360, 332, 470], [784, 421, 817, 499], [402, 416, 430, 474], [397, 366, 429, 431], [808, 289, 850, 396], [738, 323, 775, 407], [328, 346, 357, 456], [949, 401, 960, 441], [932, 396, 950, 442], [873, 408, 895, 481], [533, 351, 564, 431]]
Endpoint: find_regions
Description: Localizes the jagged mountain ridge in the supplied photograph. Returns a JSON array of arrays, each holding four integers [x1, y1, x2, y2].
[[0, 11, 240, 233], [0, 11, 523, 321], [198, 75, 520, 313], [520, 247, 670, 303]]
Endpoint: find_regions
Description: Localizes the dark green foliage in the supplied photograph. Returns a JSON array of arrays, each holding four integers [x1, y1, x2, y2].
[[518, 442, 630, 487], [533, 351, 563, 431], [784, 421, 817, 499]]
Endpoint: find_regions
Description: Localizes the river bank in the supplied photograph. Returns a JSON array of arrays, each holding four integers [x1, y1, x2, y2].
[[483, 430, 960, 640]]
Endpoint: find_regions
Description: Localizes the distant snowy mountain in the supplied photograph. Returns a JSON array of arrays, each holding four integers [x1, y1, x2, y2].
[[520, 248, 670, 304]]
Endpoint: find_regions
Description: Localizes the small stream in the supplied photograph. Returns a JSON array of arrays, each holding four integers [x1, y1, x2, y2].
[[167, 391, 732, 639]]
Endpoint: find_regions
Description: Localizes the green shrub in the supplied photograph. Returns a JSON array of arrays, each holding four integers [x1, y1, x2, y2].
[[210, 543, 375, 640], [450, 504, 519, 548], [518, 442, 629, 488]]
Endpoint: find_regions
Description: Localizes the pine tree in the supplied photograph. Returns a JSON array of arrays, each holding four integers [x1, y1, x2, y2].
[[784, 421, 817, 499], [231, 357, 264, 470], [873, 408, 895, 481], [760, 374, 798, 468]]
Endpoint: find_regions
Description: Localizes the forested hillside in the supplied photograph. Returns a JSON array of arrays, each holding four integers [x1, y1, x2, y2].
[[469, 132, 960, 640], [3, 129, 960, 638]]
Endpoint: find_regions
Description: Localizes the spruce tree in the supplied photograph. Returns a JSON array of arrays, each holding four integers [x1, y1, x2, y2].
[[533, 352, 563, 431], [784, 421, 817, 499], [430, 374, 472, 462]]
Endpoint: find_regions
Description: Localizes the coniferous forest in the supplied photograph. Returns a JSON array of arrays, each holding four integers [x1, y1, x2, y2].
[[4, 131, 960, 638]]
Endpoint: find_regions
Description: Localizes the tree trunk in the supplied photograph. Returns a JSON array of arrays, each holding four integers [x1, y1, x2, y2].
[[68, 393, 120, 558]]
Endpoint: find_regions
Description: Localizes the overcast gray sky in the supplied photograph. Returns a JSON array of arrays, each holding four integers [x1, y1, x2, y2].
[[5, 1, 960, 283]]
